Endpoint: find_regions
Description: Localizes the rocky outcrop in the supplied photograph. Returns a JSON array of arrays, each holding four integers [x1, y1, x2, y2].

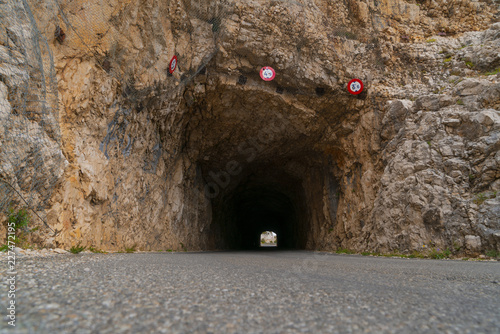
[[364, 83, 500, 253], [0, 0, 67, 240], [0, 0, 498, 255]]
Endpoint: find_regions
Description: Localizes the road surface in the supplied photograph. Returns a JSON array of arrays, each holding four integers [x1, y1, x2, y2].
[[1, 250, 499, 333]]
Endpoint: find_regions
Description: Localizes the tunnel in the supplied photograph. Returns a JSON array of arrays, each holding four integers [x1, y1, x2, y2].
[[183, 75, 345, 251], [200, 158, 313, 250]]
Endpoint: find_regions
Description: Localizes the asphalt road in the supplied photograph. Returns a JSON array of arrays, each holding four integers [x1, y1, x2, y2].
[[1, 250, 499, 334]]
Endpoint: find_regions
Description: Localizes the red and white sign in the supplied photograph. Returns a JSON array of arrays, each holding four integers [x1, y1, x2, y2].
[[260, 66, 276, 81], [347, 79, 363, 95], [169, 55, 178, 74]]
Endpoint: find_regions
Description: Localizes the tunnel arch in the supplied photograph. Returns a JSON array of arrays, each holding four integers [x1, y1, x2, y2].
[[184, 77, 347, 252]]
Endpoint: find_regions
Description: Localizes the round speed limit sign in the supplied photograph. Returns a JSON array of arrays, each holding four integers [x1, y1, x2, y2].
[[347, 79, 363, 95], [260, 66, 276, 81], [169, 55, 178, 74]]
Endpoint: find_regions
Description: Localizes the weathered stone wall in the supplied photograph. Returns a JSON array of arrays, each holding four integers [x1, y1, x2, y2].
[[1, 0, 498, 254]]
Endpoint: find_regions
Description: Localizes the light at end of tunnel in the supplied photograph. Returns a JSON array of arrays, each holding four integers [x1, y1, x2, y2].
[[260, 231, 277, 247]]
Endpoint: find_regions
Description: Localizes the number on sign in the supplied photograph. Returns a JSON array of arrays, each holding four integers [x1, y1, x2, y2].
[[347, 79, 364, 95]]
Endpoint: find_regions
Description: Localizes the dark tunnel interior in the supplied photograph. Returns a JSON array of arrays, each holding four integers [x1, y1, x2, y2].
[[207, 162, 310, 250]]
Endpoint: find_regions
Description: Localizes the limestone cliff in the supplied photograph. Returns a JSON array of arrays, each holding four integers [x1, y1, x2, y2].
[[0, 0, 498, 255]]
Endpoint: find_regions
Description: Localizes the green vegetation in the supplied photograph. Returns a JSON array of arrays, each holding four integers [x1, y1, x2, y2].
[[408, 251, 426, 259], [125, 245, 136, 253], [465, 61, 474, 69], [0, 208, 33, 250], [429, 249, 443, 259], [473, 191, 497, 205], [69, 243, 86, 254], [429, 248, 451, 259], [426, 38, 437, 43], [88, 246, 106, 254], [484, 68, 500, 76], [457, 99, 464, 105], [462, 257, 469, 261], [335, 248, 355, 254], [8, 208, 30, 230], [443, 56, 452, 63], [485, 250, 500, 258], [361, 252, 371, 256], [166, 249, 173, 252]]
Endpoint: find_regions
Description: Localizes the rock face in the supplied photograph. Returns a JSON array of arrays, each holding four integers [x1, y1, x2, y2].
[[0, 0, 498, 255], [0, 0, 67, 240], [365, 83, 500, 253]]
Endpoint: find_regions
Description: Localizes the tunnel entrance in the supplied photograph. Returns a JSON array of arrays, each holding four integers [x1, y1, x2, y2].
[[185, 79, 345, 252]]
